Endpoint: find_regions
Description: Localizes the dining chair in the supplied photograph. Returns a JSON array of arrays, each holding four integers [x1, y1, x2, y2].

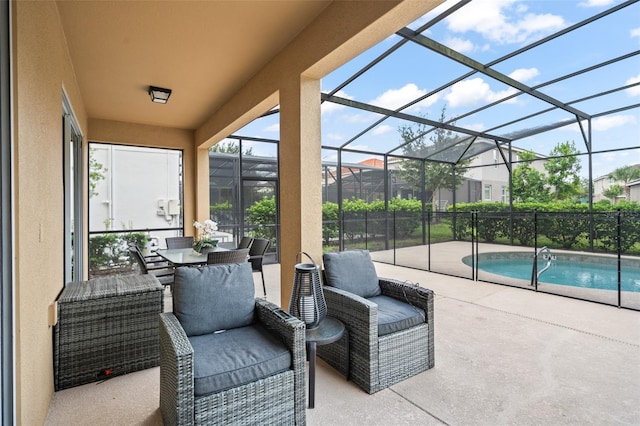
[[165, 236, 194, 249], [248, 238, 270, 297], [128, 244, 175, 289], [206, 248, 249, 265], [237, 236, 253, 249]]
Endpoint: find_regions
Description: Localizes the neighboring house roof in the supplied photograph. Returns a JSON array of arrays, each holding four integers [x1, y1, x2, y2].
[[358, 158, 384, 168]]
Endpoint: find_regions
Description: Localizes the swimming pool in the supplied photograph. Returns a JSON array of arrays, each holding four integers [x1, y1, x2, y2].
[[462, 252, 640, 292]]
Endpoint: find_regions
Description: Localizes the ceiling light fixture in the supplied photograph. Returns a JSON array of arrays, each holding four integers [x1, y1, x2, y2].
[[148, 86, 172, 104]]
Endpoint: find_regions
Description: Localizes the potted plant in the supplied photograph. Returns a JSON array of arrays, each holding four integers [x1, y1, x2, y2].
[[192, 219, 219, 254]]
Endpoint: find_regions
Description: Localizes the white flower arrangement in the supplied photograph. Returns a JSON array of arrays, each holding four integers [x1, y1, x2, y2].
[[193, 219, 219, 252]]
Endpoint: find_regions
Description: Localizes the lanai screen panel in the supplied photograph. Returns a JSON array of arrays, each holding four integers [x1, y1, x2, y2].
[[319, 0, 638, 169]]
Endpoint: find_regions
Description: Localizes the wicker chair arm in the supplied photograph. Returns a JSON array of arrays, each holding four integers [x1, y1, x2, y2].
[[379, 278, 434, 318], [255, 298, 305, 352], [255, 298, 306, 425], [159, 313, 195, 426], [322, 285, 378, 343], [322, 285, 377, 319]]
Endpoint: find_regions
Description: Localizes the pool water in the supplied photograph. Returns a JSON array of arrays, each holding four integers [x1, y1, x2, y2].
[[476, 258, 640, 292]]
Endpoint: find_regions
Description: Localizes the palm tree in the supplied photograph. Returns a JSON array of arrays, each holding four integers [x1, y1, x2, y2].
[[610, 165, 640, 201]]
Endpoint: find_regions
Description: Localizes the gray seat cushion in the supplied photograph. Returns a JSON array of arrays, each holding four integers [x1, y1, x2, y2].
[[173, 262, 255, 336], [368, 295, 425, 336], [323, 250, 381, 298], [189, 324, 292, 397]]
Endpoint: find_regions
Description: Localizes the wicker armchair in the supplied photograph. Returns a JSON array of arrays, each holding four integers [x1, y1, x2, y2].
[[318, 250, 434, 394], [159, 263, 306, 425]]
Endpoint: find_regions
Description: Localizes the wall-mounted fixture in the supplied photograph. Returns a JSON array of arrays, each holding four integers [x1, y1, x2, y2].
[[156, 198, 166, 216], [167, 199, 180, 215], [148, 86, 172, 104]]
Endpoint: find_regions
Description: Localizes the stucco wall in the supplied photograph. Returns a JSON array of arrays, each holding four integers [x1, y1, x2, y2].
[[12, 1, 88, 424]]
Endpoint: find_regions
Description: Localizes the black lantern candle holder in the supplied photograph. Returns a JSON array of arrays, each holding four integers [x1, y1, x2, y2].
[[289, 252, 327, 329]]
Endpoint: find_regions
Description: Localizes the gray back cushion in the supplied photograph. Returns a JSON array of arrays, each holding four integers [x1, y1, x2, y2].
[[173, 262, 255, 336], [323, 250, 381, 298]]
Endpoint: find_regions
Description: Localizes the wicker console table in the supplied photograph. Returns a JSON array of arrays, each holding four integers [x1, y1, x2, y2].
[[54, 274, 164, 390]]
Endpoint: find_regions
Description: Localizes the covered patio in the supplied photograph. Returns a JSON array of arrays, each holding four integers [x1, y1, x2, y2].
[[46, 262, 640, 425], [4, 0, 639, 424]]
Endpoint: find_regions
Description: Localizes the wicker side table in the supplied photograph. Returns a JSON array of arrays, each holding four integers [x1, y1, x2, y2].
[[54, 274, 164, 390]]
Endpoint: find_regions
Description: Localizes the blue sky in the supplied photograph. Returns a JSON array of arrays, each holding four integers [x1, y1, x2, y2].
[[234, 0, 640, 179]]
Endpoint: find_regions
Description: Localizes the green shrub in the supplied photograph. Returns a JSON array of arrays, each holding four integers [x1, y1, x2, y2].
[[89, 234, 120, 273], [593, 202, 640, 253], [89, 232, 149, 274], [342, 198, 370, 242], [322, 202, 339, 245], [246, 196, 277, 246], [448, 200, 640, 251], [389, 198, 422, 239], [120, 232, 148, 265]]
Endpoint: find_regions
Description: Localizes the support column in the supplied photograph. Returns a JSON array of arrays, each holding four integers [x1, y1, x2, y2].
[[194, 146, 210, 233], [279, 76, 322, 308]]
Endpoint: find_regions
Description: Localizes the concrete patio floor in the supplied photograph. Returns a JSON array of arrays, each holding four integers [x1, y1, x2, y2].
[[46, 261, 640, 425]]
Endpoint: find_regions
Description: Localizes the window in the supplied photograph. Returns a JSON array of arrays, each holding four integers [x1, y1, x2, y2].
[[501, 186, 507, 203], [88, 144, 184, 276], [484, 184, 492, 201], [63, 94, 83, 284]]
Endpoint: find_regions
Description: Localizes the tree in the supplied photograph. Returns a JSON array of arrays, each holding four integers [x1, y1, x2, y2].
[[209, 141, 254, 155], [89, 147, 106, 198], [398, 107, 471, 208], [603, 184, 624, 203], [544, 141, 582, 200], [610, 165, 640, 200], [510, 150, 550, 202]]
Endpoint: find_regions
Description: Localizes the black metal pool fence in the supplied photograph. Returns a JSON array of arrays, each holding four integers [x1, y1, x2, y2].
[[323, 209, 640, 311]]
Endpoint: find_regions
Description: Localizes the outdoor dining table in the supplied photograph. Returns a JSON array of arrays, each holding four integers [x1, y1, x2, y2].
[[154, 247, 227, 266]]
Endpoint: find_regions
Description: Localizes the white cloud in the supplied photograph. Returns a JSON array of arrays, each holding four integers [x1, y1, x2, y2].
[[321, 90, 353, 115], [508, 67, 539, 82], [445, 77, 518, 108], [446, 0, 566, 44], [369, 83, 439, 112], [459, 122, 487, 132], [632, 27, 640, 39], [372, 125, 393, 136], [592, 114, 637, 131], [263, 123, 279, 133], [370, 84, 424, 110], [444, 37, 476, 53], [626, 74, 640, 97], [321, 102, 344, 115], [578, 0, 614, 7]]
